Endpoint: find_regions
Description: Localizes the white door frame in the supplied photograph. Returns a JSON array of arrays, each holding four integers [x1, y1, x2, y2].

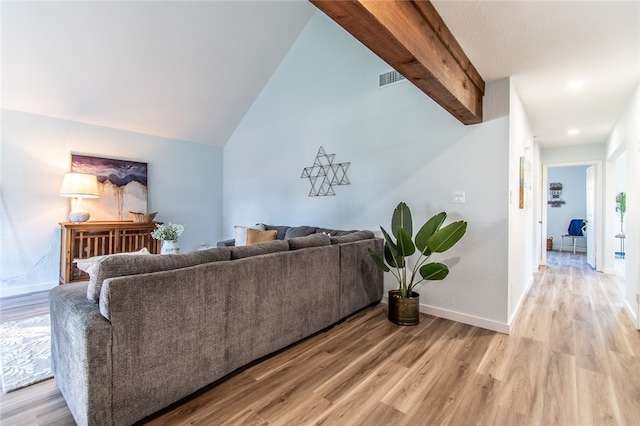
[[540, 160, 603, 271]]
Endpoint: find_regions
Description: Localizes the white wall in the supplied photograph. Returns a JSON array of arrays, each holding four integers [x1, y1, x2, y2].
[[224, 12, 522, 332], [507, 81, 536, 324], [0, 109, 223, 297], [606, 84, 640, 329], [546, 166, 588, 250]]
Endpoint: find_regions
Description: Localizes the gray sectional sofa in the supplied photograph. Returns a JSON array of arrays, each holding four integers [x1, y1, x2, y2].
[[49, 230, 383, 426]]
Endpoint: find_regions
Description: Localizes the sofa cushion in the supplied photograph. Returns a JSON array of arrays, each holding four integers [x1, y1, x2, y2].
[[87, 247, 231, 303], [259, 224, 290, 240], [246, 229, 277, 245], [284, 226, 318, 239], [287, 233, 331, 250], [315, 228, 356, 237], [330, 230, 375, 244], [234, 224, 265, 246], [230, 239, 290, 260]]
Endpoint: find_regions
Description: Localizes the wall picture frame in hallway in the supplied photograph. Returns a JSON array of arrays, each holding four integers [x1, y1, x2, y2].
[[519, 156, 531, 209]]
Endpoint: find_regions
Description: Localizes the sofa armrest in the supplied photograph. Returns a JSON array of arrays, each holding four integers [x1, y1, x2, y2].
[[217, 238, 235, 247], [49, 282, 113, 426]]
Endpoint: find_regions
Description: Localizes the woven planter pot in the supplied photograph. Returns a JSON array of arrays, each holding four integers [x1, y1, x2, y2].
[[388, 290, 420, 326]]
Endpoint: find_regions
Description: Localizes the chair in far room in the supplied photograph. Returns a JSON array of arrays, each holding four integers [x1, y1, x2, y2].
[[559, 219, 586, 254]]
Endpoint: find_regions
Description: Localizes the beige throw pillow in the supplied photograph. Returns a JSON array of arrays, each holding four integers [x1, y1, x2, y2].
[[246, 228, 277, 245], [233, 224, 265, 246]]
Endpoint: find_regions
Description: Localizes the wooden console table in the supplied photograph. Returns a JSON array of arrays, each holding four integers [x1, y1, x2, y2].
[[59, 221, 162, 284]]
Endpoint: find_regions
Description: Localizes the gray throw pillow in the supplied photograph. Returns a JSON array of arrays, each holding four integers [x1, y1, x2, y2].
[[315, 228, 356, 237], [284, 226, 318, 239], [259, 224, 291, 240]]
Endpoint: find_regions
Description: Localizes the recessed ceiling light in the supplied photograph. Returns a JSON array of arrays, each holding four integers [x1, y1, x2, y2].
[[568, 128, 580, 136], [568, 80, 585, 90]]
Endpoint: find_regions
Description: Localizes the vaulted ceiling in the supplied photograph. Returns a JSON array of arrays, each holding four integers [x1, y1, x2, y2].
[[2, 1, 638, 149], [1, 1, 315, 146]]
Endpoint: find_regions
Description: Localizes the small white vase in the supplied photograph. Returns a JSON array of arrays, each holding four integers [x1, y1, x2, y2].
[[161, 240, 180, 255]]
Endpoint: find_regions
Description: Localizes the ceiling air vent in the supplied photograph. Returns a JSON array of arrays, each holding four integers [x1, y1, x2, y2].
[[379, 70, 406, 88]]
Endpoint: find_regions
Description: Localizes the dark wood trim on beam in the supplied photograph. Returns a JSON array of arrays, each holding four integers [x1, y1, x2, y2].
[[309, 0, 485, 125]]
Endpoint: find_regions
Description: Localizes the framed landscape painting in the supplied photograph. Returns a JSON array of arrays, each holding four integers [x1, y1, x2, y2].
[[71, 154, 148, 221]]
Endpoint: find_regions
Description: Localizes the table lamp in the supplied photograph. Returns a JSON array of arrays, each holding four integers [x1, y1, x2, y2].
[[60, 172, 100, 223]]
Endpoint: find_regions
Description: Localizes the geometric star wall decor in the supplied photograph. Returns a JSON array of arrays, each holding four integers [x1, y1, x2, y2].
[[300, 146, 351, 196]]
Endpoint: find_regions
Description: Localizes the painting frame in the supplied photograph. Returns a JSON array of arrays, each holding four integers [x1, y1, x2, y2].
[[519, 156, 531, 210], [70, 154, 148, 221]]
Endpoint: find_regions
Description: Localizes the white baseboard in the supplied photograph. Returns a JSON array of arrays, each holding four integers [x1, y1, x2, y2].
[[381, 295, 509, 334], [507, 276, 535, 332], [603, 268, 617, 275], [623, 299, 639, 331]]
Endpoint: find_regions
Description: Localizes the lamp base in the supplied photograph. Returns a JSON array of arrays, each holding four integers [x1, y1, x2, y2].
[[69, 210, 90, 223]]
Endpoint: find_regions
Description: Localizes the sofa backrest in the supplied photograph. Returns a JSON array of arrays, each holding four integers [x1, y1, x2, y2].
[[87, 247, 231, 303], [230, 240, 289, 260], [287, 233, 331, 250], [329, 230, 374, 244], [88, 230, 375, 303]]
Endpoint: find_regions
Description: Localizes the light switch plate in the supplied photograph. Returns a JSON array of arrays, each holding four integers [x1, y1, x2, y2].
[[452, 191, 466, 204]]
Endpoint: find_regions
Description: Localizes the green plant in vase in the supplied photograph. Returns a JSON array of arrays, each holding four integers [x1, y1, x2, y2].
[[615, 192, 626, 234], [369, 202, 467, 325], [151, 222, 185, 254]]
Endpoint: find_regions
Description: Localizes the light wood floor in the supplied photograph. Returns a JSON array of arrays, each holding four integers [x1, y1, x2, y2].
[[1, 252, 638, 425]]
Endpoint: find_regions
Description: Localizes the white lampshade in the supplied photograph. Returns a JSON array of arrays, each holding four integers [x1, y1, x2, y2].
[[60, 173, 100, 198], [60, 173, 99, 223]]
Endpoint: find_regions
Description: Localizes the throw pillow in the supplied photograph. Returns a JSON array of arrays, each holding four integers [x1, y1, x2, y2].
[[234, 224, 265, 246], [246, 228, 277, 245], [259, 224, 290, 240], [284, 226, 318, 239]]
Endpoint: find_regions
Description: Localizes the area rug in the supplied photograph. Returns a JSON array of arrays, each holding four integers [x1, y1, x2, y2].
[[0, 315, 52, 393]]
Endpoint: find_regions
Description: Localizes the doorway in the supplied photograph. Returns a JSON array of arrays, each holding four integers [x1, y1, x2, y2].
[[540, 161, 603, 271]]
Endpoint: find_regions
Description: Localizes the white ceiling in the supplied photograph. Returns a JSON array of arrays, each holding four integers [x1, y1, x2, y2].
[[432, 0, 640, 148], [2, 1, 638, 149]]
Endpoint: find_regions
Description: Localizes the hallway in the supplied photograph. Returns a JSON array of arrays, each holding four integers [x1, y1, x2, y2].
[[509, 250, 639, 424]]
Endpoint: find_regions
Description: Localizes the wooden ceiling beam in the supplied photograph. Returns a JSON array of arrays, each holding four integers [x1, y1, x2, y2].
[[309, 0, 485, 124]]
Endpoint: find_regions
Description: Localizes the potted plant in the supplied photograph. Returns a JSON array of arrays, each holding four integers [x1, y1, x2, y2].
[[369, 202, 467, 325], [616, 192, 626, 235], [151, 222, 185, 254]]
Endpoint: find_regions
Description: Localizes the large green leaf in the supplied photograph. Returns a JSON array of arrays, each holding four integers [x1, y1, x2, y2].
[[427, 221, 467, 253], [380, 227, 398, 254], [381, 227, 404, 268], [420, 262, 449, 280], [391, 202, 412, 239], [415, 212, 446, 253], [385, 244, 405, 268], [396, 226, 415, 257], [368, 248, 390, 272]]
